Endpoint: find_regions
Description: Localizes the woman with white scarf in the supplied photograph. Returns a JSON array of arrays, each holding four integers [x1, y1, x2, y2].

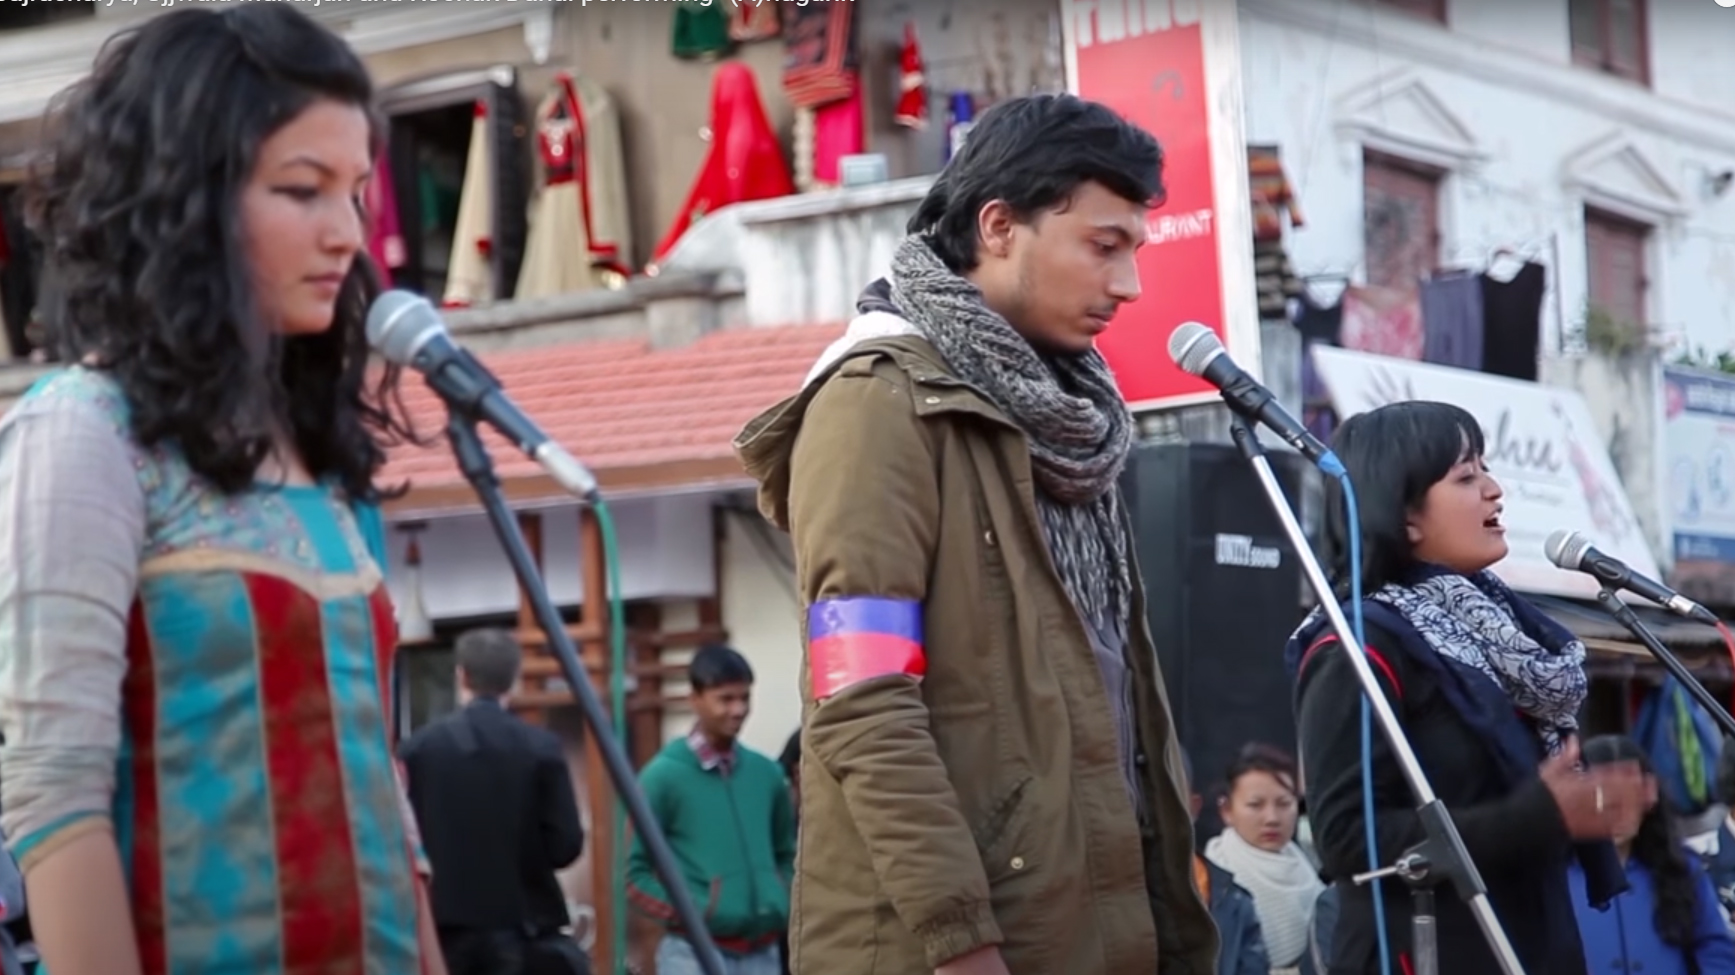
[[1206, 743, 1324, 974]]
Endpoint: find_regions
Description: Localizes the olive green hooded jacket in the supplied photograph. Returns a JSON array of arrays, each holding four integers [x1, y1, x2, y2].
[[734, 331, 1218, 975]]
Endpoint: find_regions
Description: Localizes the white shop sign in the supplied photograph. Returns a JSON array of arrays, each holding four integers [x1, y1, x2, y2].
[[1312, 347, 1658, 600]]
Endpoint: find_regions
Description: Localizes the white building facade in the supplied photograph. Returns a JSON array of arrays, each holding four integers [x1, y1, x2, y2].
[[1239, 0, 1735, 362]]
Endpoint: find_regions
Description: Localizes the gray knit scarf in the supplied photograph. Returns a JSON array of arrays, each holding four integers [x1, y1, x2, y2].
[[876, 235, 1135, 643]]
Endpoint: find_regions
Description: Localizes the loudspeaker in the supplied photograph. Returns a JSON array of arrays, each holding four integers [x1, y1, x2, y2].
[[1120, 440, 1323, 843]]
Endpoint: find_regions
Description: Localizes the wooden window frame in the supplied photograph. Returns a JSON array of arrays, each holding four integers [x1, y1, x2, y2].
[[1583, 207, 1651, 330], [1362, 150, 1445, 292], [378, 67, 531, 305], [1569, 0, 1650, 85]]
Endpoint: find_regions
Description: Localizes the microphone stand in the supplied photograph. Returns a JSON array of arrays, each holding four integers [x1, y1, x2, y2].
[[1224, 412, 1526, 975], [1592, 587, 1735, 739], [442, 409, 729, 975]]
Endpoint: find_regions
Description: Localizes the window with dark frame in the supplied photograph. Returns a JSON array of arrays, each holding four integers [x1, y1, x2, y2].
[[1583, 207, 1649, 329], [1569, 0, 1649, 84], [380, 71, 530, 306], [0, 183, 46, 363], [1362, 150, 1444, 293], [1371, 0, 1447, 23]]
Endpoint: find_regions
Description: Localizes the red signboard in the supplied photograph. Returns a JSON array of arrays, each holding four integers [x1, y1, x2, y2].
[[1066, 0, 1254, 409]]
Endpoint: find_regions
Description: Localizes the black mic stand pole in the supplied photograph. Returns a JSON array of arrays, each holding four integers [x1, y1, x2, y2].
[[1225, 412, 1525, 975], [442, 409, 729, 975], [1591, 587, 1735, 739]]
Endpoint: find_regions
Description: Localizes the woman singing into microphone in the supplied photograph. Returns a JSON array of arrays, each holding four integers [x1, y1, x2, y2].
[[0, 6, 441, 974], [1285, 401, 1644, 974]]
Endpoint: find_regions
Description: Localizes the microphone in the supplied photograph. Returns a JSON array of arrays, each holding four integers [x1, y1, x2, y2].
[[367, 290, 600, 501], [1544, 530, 1718, 625], [1167, 322, 1345, 476]]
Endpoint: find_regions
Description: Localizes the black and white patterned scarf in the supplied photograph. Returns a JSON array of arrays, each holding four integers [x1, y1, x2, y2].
[[1369, 569, 1588, 754]]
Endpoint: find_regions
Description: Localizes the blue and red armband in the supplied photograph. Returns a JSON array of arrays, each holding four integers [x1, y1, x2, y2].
[[807, 596, 926, 700]]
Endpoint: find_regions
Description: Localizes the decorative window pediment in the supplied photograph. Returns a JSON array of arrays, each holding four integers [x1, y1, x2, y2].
[[1561, 131, 1687, 224], [1334, 70, 1484, 170]]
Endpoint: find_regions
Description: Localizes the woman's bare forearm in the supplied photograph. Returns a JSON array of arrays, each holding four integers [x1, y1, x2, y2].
[[416, 878, 448, 975], [25, 825, 143, 975]]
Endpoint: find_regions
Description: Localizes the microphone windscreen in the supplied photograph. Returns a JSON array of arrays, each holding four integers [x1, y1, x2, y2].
[[1168, 322, 1222, 377], [1543, 529, 1590, 570], [366, 290, 444, 366]]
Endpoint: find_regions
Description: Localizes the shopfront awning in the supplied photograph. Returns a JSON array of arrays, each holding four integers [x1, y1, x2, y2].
[[1529, 592, 1732, 679], [379, 322, 844, 518]]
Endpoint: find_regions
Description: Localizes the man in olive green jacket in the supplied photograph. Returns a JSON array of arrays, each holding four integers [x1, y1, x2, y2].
[[734, 94, 1217, 975]]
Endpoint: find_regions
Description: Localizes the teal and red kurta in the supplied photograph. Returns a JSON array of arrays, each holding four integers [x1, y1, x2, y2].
[[0, 368, 424, 974]]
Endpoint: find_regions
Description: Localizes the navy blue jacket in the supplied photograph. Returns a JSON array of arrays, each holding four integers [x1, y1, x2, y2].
[[1198, 857, 1269, 975], [1287, 570, 1626, 974]]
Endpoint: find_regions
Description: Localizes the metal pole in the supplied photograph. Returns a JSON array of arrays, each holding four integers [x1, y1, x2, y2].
[[1225, 413, 1525, 975], [444, 411, 729, 975]]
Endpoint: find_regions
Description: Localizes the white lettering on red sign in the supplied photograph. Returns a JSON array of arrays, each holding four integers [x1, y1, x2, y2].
[[1146, 208, 1214, 245], [1071, 0, 1202, 49]]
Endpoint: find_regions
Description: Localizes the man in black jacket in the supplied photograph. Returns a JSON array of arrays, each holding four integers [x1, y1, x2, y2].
[[401, 628, 586, 975]]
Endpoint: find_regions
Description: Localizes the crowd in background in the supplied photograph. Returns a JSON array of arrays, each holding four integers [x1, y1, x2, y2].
[[1180, 734, 1735, 975]]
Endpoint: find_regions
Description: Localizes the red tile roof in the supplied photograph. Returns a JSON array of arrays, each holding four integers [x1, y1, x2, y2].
[[380, 322, 845, 498]]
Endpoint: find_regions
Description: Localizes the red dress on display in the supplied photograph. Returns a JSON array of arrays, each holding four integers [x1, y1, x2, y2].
[[651, 63, 794, 265]]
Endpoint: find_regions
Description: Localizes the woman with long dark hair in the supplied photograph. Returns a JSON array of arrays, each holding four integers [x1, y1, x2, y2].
[[1284, 400, 1645, 974], [0, 6, 441, 973], [1570, 735, 1735, 974]]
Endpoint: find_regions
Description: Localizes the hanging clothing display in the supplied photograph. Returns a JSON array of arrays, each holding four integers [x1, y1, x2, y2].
[[946, 92, 976, 162], [895, 22, 929, 130], [783, 0, 858, 193], [1294, 291, 1343, 444], [1254, 245, 1302, 319], [651, 63, 795, 265], [0, 194, 36, 359], [1419, 270, 1485, 370], [792, 107, 817, 194], [516, 72, 634, 299], [1481, 261, 1547, 381], [812, 80, 864, 188], [730, 1, 780, 42], [1295, 282, 1345, 347], [365, 154, 405, 289], [1249, 147, 1305, 242], [442, 100, 494, 309], [782, 2, 857, 110], [1249, 145, 1304, 320], [1341, 284, 1423, 360], [672, 0, 732, 60]]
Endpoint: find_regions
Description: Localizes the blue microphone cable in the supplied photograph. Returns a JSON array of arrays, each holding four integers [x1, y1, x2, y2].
[[1334, 468, 1392, 975]]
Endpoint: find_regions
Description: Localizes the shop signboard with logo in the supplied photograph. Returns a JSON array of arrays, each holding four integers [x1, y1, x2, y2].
[[1063, 0, 1259, 410], [1663, 366, 1735, 605], [1312, 347, 1658, 600]]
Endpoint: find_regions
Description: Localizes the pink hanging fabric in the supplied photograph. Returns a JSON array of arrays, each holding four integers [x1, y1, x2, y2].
[[1341, 284, 1424, 360], [812, 78, 863, 186], [365, 156, 405, 289]]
